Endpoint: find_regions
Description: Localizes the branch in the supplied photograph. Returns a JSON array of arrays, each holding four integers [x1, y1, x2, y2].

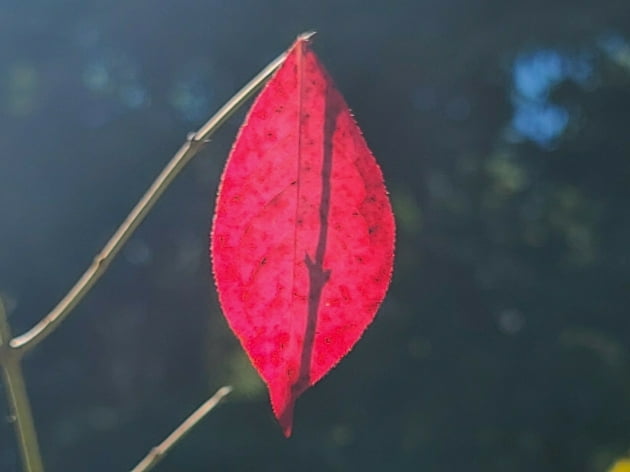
[[10, 33, 315, 355], [129, 386, 232, 472], [0, 299, 44, 472]]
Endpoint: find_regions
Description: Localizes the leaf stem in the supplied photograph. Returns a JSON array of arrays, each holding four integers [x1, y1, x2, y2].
[[10, 35, 302, 355], [129, 386, 232, 472], [0, 299, 44, 472]]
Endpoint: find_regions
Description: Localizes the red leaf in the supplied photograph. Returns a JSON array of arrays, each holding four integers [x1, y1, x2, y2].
[[211, 36, 395, 437]]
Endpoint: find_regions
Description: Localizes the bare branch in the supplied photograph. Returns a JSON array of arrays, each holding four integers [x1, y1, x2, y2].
[[10, 34, 299, 354], [0, 299, 44, 472], [129, 386, 233, 472]]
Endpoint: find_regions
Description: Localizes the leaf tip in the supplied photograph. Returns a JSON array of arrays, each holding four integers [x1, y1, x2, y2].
[[282, 421, 293, 438], [273, 393, 296, 438]]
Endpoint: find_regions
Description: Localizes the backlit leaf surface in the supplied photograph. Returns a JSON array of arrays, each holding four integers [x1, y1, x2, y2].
[[211, 36, 395, 436]]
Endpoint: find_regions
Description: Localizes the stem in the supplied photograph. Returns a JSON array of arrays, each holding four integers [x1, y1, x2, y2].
[[129, 386, 232, 472], [0, 299, 44, 472], [10, 33, 313, 355]]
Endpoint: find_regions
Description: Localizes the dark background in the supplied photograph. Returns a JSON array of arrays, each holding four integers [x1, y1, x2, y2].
[[1, 1, 630, 470]]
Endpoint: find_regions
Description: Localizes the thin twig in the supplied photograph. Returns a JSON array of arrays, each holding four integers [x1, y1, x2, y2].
[[10, 33, 313, 354], [0, 299, 44, 472], [129, 386, 232, 472]]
